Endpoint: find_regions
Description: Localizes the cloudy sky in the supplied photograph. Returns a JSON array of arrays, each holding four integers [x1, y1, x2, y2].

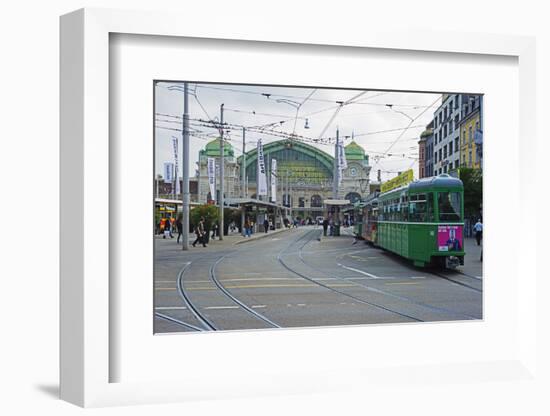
[[154, 82, 442, 183]]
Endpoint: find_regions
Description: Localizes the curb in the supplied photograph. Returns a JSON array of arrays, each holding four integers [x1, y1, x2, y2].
[[233, 227, 293, 245]]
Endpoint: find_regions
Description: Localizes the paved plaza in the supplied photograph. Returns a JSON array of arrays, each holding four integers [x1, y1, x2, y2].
[[154, 226, 483, 333]]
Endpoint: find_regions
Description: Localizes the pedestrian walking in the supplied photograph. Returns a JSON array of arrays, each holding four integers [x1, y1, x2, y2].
[[473, 219, 483, 246], [176, 217, 183, 244], [322, 218, 329, 237], [263, 218, 269, 233], [244, 218, 251, 237], [192, 217, 207, 247], [163, 218, 173, 239], [211, 221, 219, 240]]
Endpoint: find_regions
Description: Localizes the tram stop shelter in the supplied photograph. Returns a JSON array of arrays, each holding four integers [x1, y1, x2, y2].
[[225, 198, 286, 232], [323, 199, 351, 236]]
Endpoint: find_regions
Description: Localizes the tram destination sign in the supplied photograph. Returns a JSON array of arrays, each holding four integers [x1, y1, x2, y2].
[[380, 169, 414, 193]]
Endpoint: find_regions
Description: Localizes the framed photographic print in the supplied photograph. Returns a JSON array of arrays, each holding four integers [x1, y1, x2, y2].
[[60, 8, 538, 408]]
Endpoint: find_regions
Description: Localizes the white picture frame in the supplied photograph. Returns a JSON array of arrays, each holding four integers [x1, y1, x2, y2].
[[60, 8, 539, 408]]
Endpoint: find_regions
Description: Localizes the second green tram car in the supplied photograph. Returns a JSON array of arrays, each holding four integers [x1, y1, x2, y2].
[[361, 174, 465, 268]]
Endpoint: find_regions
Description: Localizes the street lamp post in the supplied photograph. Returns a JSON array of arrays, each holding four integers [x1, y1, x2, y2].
[[181, 83, 190, 250], [165, 83, 190, 250], [241, 127, 246, 236], [219, 104, 224, 241]]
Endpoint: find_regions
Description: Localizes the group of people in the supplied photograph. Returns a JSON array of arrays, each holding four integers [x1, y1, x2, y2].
[[158, 217, 186, 244]]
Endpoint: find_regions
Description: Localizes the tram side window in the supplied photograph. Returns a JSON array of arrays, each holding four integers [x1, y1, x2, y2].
[[426, 193, 435, 222], [409, 193, 427, 222], [438, 191, 461, 221]]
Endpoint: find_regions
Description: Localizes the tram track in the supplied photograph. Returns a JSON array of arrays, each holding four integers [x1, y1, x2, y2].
[[174, 250, 283, 331], [154, 312, 204, 332], [297, 232, 478, 320], [277, 229, 423, 323], [209, 255, 282, 329], [360, 247, 483, 293], [176, 261, 219, 331], [426, 270, 482, 293]]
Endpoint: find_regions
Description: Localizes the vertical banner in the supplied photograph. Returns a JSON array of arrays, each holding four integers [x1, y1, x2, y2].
[[164, 162, 174, 185], [257, 139, 268, 196], [270, 158, 277, 202], [337, 136, 347, 186], [172, 136, 180, 195], [207, 157, 216, 201]]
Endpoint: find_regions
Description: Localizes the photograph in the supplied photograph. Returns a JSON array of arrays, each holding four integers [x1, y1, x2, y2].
[[153, 82, 483, 333]]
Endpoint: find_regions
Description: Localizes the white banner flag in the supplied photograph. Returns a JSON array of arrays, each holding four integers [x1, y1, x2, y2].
[[336, 136, 347, 186], [172, 137, 180, 195], [164, 162, 174, 183], [257, 139, 268, 196], [207, 157, 216, 201], [270, 158, 277, 202], [339, 137, 347, 170]]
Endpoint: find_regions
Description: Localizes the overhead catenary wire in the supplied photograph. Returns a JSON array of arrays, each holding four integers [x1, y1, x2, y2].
[[155, 84, 442, 180]]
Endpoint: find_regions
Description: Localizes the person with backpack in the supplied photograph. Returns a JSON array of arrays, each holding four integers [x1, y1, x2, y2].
[[192, 217, 207, 247]]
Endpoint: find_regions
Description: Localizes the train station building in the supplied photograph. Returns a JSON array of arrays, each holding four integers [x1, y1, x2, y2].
[[197, 138, 372, 221]]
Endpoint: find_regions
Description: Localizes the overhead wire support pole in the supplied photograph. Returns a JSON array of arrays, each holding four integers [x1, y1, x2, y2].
[[181, 82, 190, 251], [333, 127, 339, 199], [219, 103, 225, 240], [241, 127, 246, 236]]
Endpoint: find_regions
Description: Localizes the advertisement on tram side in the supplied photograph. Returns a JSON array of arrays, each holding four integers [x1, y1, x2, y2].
[[437, 225, 463, 252]]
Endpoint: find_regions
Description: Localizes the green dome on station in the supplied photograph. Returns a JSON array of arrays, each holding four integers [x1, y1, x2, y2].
[[344, 140, 366, 160], [202, 138, 234, 157]]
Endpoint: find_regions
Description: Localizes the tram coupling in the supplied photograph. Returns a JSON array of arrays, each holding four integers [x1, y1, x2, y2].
[[445, 256, 463, 270]]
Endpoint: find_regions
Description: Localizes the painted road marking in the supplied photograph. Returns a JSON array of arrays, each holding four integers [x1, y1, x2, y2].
[[204, 306, 239, 310], [337, 264, 380, 279], [297, 304, 307, 307], [225, 284, 318, 289], [155, 306, 187, 310], [220, 277, 299, 282], [251, 305, 266, 309], [385, 282, 420, 285]]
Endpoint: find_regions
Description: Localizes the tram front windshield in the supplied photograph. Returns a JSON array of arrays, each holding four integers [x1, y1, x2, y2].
[[438, 191, 461, 222]]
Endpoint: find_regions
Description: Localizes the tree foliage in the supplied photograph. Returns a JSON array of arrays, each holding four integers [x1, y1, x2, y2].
[[459, 168, 483, 219], [189, 204, 219, 232]]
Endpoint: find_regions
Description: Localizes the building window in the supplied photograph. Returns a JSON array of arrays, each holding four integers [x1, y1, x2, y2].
[[443, 125, 447, 137], [455, 137, 459, 152], [443, 145, 447, 159], [449, 141, 453, 154], [469, 126, 473, 143], [434, 152, 437, 163], [463, 129, 466, 145], [468, 151, 472, 167], [455, 160, 459, 169]]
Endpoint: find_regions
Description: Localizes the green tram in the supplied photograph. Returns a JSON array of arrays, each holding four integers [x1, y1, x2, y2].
[[362, 174, 465, 268]]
